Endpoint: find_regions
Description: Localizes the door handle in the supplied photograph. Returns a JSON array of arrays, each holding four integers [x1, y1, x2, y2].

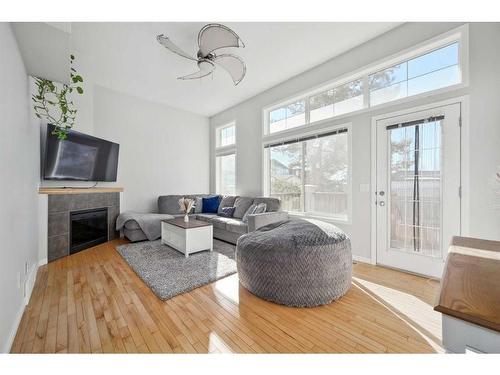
[[379, 201, 385, 206]]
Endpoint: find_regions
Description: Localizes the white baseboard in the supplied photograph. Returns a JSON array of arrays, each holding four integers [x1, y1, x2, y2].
[[353, 255, 373, 264], [24, 264, 38, 305], [38, 258, 47, 267], [3, 264, 38, 353], [3, 302, 26, 353]]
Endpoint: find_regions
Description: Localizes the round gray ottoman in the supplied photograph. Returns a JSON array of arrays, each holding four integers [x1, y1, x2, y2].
[[236, 218, 352, 307]]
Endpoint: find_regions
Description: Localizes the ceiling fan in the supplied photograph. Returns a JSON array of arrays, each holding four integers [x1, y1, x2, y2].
[[157, 23, 246, 85]]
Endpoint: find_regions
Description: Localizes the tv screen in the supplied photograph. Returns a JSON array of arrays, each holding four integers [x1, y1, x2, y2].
[[43, 124, 119, 181]]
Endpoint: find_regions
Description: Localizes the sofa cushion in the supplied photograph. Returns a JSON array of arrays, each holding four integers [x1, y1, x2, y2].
[[233, 197, 254, 219], [196, 213, 218, 222], [124, 220, 140, 230], [158, 194, 211, 214], [217, 195, 237, 214], [202, 196, 221, 213], [158, 195, 184, 214], [253, 197, 281, 212], [187, 195, 203, 213], [225, 219, 248, 234], [210, 217, 230, 230]]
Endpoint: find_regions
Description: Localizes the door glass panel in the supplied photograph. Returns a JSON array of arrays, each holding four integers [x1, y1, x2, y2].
[[388, 120, 442, 257]]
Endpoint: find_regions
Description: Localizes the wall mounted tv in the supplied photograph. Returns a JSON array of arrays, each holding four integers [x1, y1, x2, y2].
[[43, 124, 120, 181]]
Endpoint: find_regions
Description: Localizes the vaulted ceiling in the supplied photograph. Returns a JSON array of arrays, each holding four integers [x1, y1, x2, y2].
[[13, 22, 401, 116]]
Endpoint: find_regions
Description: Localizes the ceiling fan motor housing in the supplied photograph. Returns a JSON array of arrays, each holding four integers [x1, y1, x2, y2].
[[197, 50, 215, 60]]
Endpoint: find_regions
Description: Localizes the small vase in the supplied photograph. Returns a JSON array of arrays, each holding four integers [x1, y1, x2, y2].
[[184, 214, 189, 223]]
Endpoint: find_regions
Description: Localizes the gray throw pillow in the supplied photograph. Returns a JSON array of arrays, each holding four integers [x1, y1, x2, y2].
[[242, 204, 257, 223], [194, 197, 203, 213], [233, 197, 254, 219], [253, 203, 267, 214], [217, 195, 237, 214]]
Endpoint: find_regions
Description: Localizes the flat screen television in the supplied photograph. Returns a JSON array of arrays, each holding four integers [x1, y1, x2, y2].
[[43, 124, 119, 181]]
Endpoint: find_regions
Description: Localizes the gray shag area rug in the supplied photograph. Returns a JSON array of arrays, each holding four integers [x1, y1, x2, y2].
[[116, 239, 236, 300]]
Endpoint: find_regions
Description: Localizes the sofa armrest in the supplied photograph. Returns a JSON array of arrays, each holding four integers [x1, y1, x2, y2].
[[247, 211, 289, 232]]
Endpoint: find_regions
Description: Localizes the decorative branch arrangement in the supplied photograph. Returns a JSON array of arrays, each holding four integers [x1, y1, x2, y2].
[[178, 198, 195, 214], [32, 54, 84, 140], [178, 198, 195, 222]]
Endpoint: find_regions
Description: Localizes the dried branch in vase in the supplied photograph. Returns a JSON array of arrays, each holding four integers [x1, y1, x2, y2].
[[178, 198, 195, 214]]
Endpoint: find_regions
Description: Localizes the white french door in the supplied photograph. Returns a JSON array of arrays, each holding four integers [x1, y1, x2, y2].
[[375, 103, 461, 278]]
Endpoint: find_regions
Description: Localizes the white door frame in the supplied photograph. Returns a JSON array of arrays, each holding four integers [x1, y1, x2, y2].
[[370, 96, 470, 270]]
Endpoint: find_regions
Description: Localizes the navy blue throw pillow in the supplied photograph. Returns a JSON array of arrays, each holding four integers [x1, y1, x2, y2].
[[218, 206, 235, 218], [202, 196, 221, 213]]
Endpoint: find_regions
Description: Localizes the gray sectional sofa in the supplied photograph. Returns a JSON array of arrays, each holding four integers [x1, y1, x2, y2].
[[120, 194, 288, 245]]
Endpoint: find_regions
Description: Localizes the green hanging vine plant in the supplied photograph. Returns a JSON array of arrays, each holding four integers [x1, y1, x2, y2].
[[32, 54, 84, 140]]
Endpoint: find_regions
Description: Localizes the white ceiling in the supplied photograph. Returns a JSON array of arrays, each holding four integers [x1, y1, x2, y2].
[[13, 22, 402, 117]]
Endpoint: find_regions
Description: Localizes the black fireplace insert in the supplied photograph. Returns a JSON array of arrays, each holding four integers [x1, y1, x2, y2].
[[70, 207, 108, 254]]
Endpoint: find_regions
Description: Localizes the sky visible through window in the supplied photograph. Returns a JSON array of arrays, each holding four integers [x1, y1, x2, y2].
[[268, 42, 459, 131]]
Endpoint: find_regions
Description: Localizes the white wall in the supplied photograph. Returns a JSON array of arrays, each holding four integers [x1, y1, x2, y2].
[[210, 22, 500, 260], [467, 23, 500, 239], [3, 22, 210, 350], [92, 86, 210, 212], [31, 24, 212, 213], [38, 82, 210, 213], [0, 23, 39, 352]]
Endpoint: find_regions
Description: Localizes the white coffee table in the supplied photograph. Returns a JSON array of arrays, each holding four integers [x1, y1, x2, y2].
[[161, 217, 213, 257]]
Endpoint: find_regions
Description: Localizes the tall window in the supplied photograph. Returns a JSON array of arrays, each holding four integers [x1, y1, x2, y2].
[[215, 122, 236, 195], [265, 127, 350, 221], [265, 29, 465, 135], [216, 153, 236, 195]]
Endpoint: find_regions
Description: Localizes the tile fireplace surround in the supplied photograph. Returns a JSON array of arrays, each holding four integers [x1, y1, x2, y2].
[[38, 188, 122, 263]]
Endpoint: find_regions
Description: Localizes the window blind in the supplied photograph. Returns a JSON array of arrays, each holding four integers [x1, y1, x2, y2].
[[264, 128, 348, 149], [386, 115, 444, 130]]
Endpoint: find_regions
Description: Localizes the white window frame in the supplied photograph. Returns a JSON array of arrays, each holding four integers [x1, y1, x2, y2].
[[262, 121, 353, 224], [214, 122, 237, 195], [262, 25, 469, 138]]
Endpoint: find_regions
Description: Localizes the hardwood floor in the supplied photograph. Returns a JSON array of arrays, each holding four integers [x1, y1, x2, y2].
[[11, 239, 443, 353]]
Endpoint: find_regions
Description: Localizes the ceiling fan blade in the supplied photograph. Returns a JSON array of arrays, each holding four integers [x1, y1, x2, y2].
[[177, 59, 215, 80], [213, 54, 246, 85], [156, 34, 197, 61], [198, 24, 245, 57]]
